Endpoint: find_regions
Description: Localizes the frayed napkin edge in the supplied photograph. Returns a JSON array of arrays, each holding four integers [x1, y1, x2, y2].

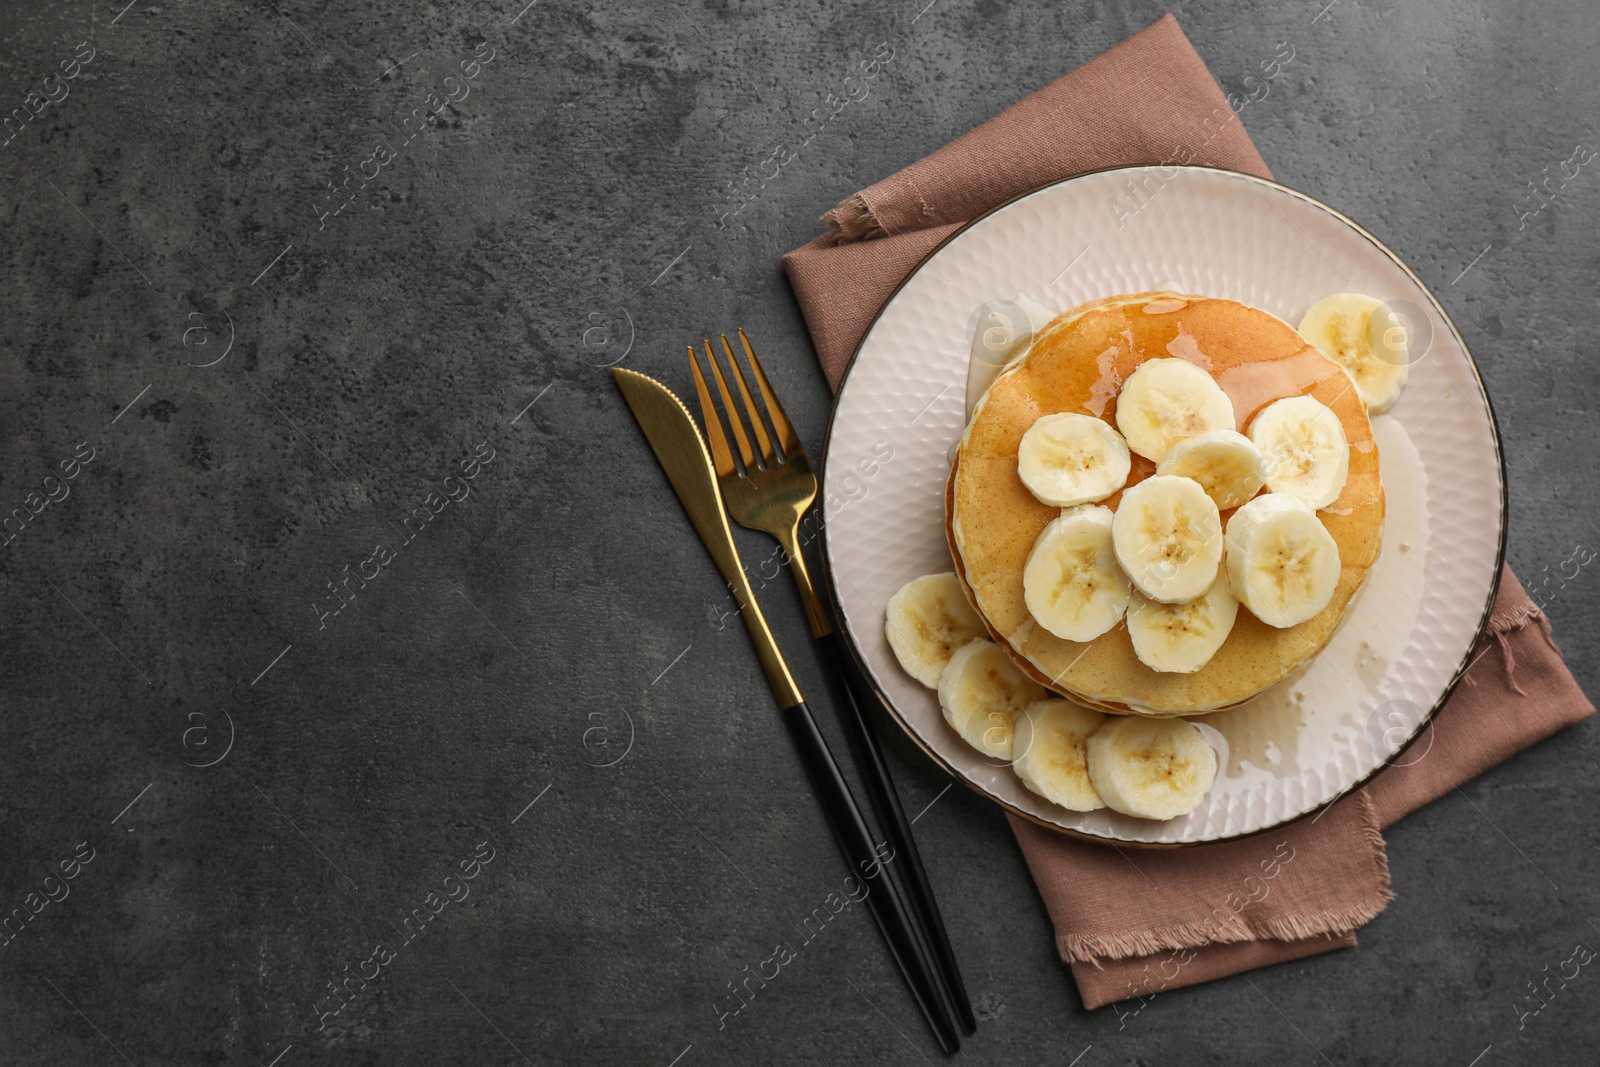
[[1060, 794, 1395, 967], [819, 190, 886, 245], [1059, 886, 1395, 967]]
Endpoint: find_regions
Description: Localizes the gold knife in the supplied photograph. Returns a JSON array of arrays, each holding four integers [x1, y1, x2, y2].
[[612, 367, 961, 1054], [611, 367, 801, 707]]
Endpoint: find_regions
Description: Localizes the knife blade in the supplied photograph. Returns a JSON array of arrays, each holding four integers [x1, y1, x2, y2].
[[611, 367, 801, 708]]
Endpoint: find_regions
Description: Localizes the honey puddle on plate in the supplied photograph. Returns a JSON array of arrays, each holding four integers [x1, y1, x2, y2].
[[1198, 415, 1430, 786]]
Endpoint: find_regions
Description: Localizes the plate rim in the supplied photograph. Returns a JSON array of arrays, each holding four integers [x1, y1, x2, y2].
[[817, 163, 1508, 848]]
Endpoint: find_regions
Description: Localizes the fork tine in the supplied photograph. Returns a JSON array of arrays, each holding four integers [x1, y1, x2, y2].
[[686, 345, 736, 479], [737, 329, 802, 459], [719, 334, 776, 465], [704, 339, 757, 469]]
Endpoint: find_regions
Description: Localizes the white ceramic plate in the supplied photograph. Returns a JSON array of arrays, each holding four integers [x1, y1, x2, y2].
[[822, 166, 1505, 845]]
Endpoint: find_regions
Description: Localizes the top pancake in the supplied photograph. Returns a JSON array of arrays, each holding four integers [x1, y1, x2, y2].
[[948, 292, 1385, 715]]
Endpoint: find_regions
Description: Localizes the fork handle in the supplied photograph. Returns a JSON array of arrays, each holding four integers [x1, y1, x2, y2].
[[780, 700, 961, 1055], [775, 524, 832, 638], [814, 630, 978, 1034]]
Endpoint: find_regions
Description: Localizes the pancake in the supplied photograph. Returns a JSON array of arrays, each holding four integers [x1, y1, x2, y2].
[[947, 292, 1384, 716]]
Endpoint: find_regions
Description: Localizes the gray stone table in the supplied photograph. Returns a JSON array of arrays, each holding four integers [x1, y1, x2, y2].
[[0, 0, 1595, 1063]]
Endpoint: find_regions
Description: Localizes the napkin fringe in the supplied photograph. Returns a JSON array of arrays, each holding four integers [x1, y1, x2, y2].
[[1062, 889, 1395, 966], [1495, 631, 1525, 696], [820, 192, 886, 245], [1491, 600, 1550, 696], [1536, 610, 1562, 656], [1064, 797, 1394, 966]]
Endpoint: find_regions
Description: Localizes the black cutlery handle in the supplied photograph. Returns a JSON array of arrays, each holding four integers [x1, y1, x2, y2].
[[814, 630, 978, 1035], [780, 701, 960, 1055]]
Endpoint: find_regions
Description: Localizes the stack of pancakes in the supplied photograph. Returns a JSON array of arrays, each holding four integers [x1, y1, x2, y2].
[[947, 292, 1384, 716]]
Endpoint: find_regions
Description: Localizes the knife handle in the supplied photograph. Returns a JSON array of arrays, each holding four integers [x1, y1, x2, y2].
[[780, 701, 960, 1055], [813, 630, 977, 1034]]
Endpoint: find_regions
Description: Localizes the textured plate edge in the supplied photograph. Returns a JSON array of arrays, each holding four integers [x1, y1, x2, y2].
[[816, 164, 1509, 849]]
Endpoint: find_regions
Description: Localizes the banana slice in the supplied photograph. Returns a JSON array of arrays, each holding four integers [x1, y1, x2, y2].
[[1225, 493, 1341, 628], [1154, 429, 1267, 510], [885, 573, 988, 688], [1248, 395, 1349, 510], [1023, 505, 1131, 641], [1085, 716, 1218, 820], [1110, 475, 1223, 604], [1299, 293, 1410, 414], [937, 640, 1046, 760], [1016, 413, 1132, 507], [1114, 357, 1236, 462], [1126, 574, 1239, 673], [1012, 700, 1106, 811]]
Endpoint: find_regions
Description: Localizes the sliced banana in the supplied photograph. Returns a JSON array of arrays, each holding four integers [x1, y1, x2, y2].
[[1110, 475, 1223, 604], [1012, 700, 1106, 811], [937, 640, 1046, 760], [1016, 413, 1132, 507], [1248, 395, 1349, 510], [1127, 574, 1239, 674], [1113, 357, 1236, 462], [1299, 293, 1410, 414], [885, 573, 988, 688], [1154, 429, 1266, 510], [1023, 505, 1131, 641], [1085, 716, 1218, 821], [1225, 493, 1341, 628]]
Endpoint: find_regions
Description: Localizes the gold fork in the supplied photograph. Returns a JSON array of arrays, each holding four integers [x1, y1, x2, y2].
[[687, 331, 829, 637], [686, 330, 978, 1037]]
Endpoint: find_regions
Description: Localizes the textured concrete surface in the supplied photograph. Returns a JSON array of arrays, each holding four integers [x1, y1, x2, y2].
[[0, 0, 1595, 1063]]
